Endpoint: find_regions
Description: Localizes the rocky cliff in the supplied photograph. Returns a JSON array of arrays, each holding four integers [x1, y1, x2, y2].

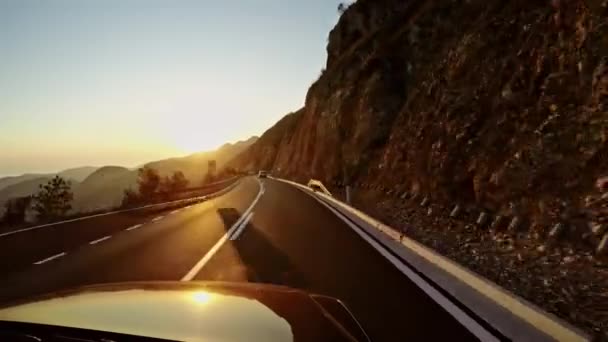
[[227, 1, 608, 335], [232, 0, 608, 239]]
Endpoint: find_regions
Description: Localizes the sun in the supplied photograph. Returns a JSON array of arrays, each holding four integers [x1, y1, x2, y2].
[[163, 119, 222, 153], [191, 291, 212, 305], [159, 98, 242, 154]]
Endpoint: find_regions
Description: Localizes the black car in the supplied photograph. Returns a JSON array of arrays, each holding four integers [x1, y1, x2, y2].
[[0, 282, 370, 341]]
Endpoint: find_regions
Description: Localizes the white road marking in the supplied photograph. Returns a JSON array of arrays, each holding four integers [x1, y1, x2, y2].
[[312, 196, 500, 342], [181, 179, 264, 281], [170, 209, 180, 215], [230, 212, 254, 241], [152, 216, 164, 222], [126, 224, 143, 231], [33, 252, 66, 265], [89, 235, 112, 245]]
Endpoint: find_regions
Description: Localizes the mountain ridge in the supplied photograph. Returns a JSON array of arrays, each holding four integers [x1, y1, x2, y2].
[[0, 137, 257, 213]]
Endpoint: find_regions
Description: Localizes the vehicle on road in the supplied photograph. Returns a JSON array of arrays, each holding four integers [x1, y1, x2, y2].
[[0, 282, 370, 342], [258, 170, 268, 178]]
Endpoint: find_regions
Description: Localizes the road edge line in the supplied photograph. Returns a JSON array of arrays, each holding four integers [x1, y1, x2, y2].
[[313, 194, 500, 341]]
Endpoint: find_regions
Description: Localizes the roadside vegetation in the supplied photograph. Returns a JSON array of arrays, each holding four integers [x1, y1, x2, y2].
[[0, 166, 242, 230], [121, 168, 190, 208], [1, 175, 74, 225]]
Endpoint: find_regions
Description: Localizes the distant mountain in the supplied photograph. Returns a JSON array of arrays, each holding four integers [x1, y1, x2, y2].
[[145, 137, 258, 184], [58, 166, 98, 182], [0, 174, 47, 193], [0, 138, 256, 214], [0, 176, 53, 206], [0, 167, 97, 192], [72, 166, 137, 213]]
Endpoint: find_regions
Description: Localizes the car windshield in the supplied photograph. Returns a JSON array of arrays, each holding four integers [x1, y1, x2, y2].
[[0, 0, 605, 341]]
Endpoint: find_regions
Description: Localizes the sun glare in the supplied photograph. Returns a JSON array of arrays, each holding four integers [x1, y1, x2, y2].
[[191, 291, 212, 305], [162, 117, 222, 154]]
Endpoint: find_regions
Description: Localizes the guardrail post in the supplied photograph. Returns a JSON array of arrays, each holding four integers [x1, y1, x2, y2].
[[346, 186, 351, 205]]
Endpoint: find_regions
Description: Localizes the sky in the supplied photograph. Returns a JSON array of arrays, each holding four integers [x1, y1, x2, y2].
[[0, 0, 346, 176]]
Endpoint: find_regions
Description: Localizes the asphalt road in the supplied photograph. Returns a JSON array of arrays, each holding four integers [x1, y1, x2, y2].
[[0, 177, 478, 341]]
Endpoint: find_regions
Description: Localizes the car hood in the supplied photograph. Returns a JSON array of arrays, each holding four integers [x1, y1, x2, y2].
[[0, 282, 367, 341]]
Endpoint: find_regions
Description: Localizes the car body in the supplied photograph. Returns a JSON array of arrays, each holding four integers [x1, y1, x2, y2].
[[258, 170, 268, 178], [0, 281, 370, 341]]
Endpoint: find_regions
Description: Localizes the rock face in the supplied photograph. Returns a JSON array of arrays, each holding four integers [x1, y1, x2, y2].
[[229, 111, 302, 174], [231, 0, 608, 227]]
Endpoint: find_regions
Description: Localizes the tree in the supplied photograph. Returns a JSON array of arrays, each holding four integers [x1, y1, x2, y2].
[[137, 167, 161, 199], [121, 188, 140, 208], [169, 171, 189, 192], [33, 176, 73, 221], [157, 175, 172, 200], [158, 171, 189, 200], [202, 172, 215, 185], [222, 167, 238, 177], [2, 196, 32, 225]]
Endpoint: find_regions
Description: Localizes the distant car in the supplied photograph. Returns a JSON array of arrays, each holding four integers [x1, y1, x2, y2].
[[258, 170, 268, 178], [0, 282, 371, 341]]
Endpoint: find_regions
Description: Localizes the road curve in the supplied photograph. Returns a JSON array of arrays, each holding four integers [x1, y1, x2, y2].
[[0, 176, 478, 341]]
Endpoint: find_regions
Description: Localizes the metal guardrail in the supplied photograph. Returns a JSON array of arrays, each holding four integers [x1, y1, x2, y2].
[[0, 177, 242, 238], [277, 177, 589, 342], [306, 179, 333, 196]]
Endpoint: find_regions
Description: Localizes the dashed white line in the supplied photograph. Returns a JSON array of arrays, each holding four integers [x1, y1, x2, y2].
[[230, 212, 254, 241], [126, 224, 143, 231], [170, 209, 180, 215], [89, 235, 112, 245], [152, 216, 164, 222], [33, 252, 66, 265]]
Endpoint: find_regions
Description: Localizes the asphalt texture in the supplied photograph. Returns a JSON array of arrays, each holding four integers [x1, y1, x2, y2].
[[0, 177, 478, 341]]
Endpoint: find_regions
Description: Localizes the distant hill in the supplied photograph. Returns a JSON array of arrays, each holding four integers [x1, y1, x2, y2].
[[58, 166, 98, 182], [0, 138, 256, 214], [0, 176, 53, 206], [145, 137, 258, 185], [0, 167, 97, 192], [72, 166, 137, 212], [0, 174, 47, 192]]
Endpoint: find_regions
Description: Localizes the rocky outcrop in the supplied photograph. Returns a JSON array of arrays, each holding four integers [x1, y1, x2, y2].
[[231, 0, 608, 238], [228, 111, 302, 173]]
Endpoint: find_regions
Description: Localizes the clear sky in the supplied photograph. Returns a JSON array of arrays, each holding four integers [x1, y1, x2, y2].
[[0, 0, 345, 176]]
